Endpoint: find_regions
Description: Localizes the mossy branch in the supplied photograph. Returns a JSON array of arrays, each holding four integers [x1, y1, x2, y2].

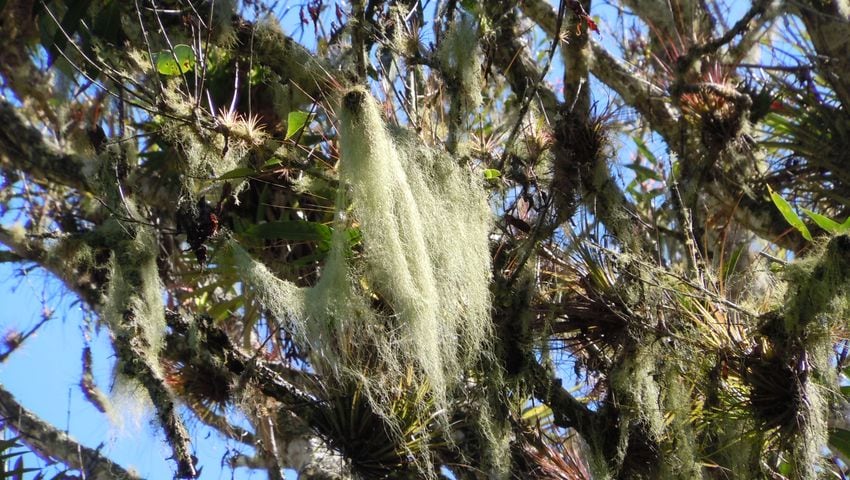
[[561, 0, 592, 115], [0, 226, 104, 307], [482, 1, 559, 116], [527, 357, 598, 442], [773, 235, 850, 478], [520, 0, 680, 140], [165, 313, 317, 410], [0, 99, 92, 192], [673, 0, 772, 78], [114, 332, 198, 478]]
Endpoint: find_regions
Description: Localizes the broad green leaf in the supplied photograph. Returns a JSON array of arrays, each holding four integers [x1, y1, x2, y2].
[[831, 428, 850, 459], [245, 221, 332, 245], [217, 167, 257, 180], [346, 228, 362, 246], [155, 44, 195, 75], [624, 163, 662, 182], [286, 111, 311, 140], [263, 157, 283, 168], [483, 169, 501, 180], [521, 403, 552, 420], [839, 216, 850, 233], [767, 185, 812, 241], [801, 208, 841, 234], [633, 136, 658, 165]]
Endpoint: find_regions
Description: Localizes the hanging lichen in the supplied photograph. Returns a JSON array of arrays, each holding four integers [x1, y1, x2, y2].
[[231, 86, 495, 472], [437, 15, 483, 151], [608, 345, 665, 470], [776, 234, 850, 479], [101, 218, 167, 372]]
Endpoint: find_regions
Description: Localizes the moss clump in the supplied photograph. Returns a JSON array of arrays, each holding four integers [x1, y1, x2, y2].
[[437, 15, 483, 151], [102, 220, 167, 364], [658, 364, 701, 479], [607, 345, 664, 477], [232, 86, 495, 476], [437, 15, 483, 114], [769, 234, 850, 478], [337, 86, 493, 405]]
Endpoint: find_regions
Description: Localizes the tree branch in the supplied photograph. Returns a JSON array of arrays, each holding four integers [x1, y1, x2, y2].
[[673, 0, 771, 87], [520, 0, 680, 140], [0, 383, 140, 480], [794, 1, 850, 111], [0, 226, 103, 308], [527, 357, 598, 442], [0, 100, 92, 192], [165, 313, 346, 478], [482, 1, 559, 116]]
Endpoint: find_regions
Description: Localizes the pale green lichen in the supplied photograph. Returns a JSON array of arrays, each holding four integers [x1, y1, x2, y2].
[[337, 86, 493, 404], [437, 15, 483, 112], [659, 364, 701, 479], [231, 86, 495, 475], [437, 15, 483, 151], [473, 394, 511, 479], [235, 87, 493, 393], [779, 234, 850, 479], [101, 218, 167, 368], [608, 345, 664, 470]]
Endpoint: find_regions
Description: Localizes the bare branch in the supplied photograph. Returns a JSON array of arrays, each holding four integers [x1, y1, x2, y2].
[[0, 384, 140, 480], [520, 0, 680, 140]]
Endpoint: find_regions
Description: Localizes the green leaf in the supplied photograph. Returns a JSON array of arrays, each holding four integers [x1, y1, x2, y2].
[[721, 245, 745, 283], [346, 227, 362, 247], [155, 44, 195, 75], [830, 428, 850, 459], [262, 157, 283, 168], [286, 111, 311, 140], [624, 163, 662, 182], [633, 136, 658, 165], [839, 216, 850, 234], [217, 167, 257, 180], [767, 185, 812, 241], [801, 208, 841, 234], [483, 169, 501, 180], [521, 404, 552, 421], [244, 221, 332, 245]]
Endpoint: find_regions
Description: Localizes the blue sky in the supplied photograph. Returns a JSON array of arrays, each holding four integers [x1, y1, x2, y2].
[[0, 261, 288, 479]]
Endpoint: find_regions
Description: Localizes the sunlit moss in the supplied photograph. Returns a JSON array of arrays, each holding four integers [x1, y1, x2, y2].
[[437, 15, 483, 113], [337, 86, 493, 405], [101, 219, 166, 366], [608, 345, 664, 474], [231, 86, 495, 476], [659, 364, 701, 479], [437, 15, 483, 151], [778, 235, 850, 478]]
